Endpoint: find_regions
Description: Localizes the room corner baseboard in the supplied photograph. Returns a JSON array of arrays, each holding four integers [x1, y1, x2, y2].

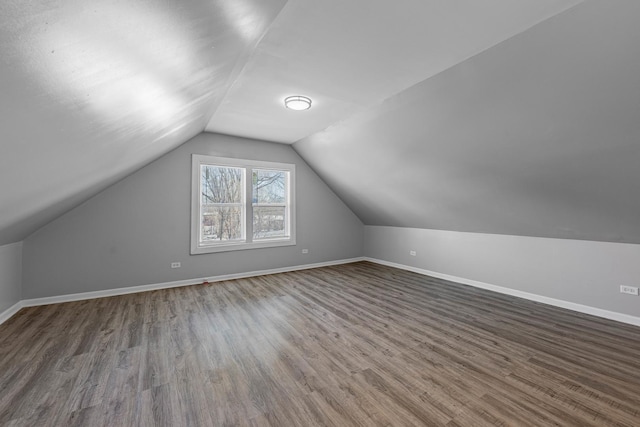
[[11, 255, 637, 328], [364, 257, 640, 328], [11, 257, 366, 319], [0, 301, 24, 325]]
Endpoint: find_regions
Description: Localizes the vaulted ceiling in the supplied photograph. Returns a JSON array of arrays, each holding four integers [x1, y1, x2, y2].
[[295, 0, 640, 244], [3, 0, 639, 246]]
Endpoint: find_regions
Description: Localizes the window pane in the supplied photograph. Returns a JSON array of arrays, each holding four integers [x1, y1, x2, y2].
[[253, 169, 286, 204], [201, 206, 243, 242], [253, 206, 286, 240], [201, 166, 243, 204], [192, 155, 295, 254]]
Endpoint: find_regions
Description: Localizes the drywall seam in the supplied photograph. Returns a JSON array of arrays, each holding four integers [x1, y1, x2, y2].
[[365, 257, 640, 327], [0, 257, 365, 324]]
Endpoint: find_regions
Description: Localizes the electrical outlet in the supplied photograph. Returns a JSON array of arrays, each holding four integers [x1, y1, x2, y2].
[[620, 285, 639, 295], [409, 250, 417, 256], [301, 249, 309, 254], [171, 262, 181, 269]]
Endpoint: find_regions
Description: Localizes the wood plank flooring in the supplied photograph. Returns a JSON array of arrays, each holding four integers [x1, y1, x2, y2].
[[1, 261, 640, 426]]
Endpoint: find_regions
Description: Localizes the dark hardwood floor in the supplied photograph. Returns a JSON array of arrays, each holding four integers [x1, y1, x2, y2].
[[1, 261, 640, 426]]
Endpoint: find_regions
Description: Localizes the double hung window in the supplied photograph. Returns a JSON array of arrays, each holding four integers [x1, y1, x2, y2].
[[191, 155, 295, 254]]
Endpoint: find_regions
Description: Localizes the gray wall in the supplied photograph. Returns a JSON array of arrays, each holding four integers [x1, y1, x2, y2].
[[365, 226, 640, 318], [22, 133, 363, 299], [0, 242, 22, 314], [294, 1, 640, 244]]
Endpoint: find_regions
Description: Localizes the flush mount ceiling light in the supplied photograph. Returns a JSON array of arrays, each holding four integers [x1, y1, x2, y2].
[[284, 95, 312, 111]]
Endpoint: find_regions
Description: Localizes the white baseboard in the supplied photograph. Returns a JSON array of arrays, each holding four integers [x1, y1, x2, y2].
[[364, 257, 640, 327], [0, 301, 24, 325], [12, 257, 365, 314], [6, 256, 638, 329]]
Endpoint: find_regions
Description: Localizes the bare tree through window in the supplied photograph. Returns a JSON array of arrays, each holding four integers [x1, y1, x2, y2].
[[192, 155, 295, 254], [253, 169, 288, 240], [201, 166, 243, 241]]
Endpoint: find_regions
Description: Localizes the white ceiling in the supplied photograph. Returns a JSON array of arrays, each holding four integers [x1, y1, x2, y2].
[[206, 0, 583, 143], [0, 0, 584, 245], [0, 0, 286, 245], [294, 0, 640, 243]]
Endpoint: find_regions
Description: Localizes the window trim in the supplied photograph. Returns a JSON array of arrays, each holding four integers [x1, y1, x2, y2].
[[191, 154, 296, 254]]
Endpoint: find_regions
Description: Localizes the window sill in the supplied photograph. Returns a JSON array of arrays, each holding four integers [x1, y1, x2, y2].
[[191, 238, 296, 255]]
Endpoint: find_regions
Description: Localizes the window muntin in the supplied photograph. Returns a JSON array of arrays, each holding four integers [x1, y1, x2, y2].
[[191, 155, 295, 254]]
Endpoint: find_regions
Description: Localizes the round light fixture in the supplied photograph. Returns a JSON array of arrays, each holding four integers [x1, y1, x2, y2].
[[284, 95, 312, 111]]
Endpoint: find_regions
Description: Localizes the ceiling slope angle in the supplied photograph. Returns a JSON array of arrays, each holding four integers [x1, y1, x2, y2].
[[206, 0, 583, 144], [294, 0, 640, 244], [0, 0, 286, 246]]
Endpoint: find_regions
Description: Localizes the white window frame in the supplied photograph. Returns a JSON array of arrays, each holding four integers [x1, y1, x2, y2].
[[191, 154, 296, 254]]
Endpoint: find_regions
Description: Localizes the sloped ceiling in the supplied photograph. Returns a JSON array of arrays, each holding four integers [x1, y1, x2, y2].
[[206, 0, 582, 143], [294, 0, 640, 243], [0, 0, 286, 245], [6, 0, 638, 247]]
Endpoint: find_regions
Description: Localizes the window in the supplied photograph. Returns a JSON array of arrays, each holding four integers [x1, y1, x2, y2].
[[191, 155, 295, 254]]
